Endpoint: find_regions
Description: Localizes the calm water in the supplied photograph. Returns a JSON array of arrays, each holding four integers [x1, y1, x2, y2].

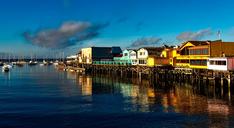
[[0, 65, 234, 128]]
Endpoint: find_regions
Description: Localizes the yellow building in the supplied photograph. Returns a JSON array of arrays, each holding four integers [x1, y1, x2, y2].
[[147, 56, 154, 67], [81, 47, 92, 64], [147, 47, 179, 67], [174, 40, 234, 69], [147, 55, 170, 67], [161, 48, 179, 66], [176, 41, 210, 69]]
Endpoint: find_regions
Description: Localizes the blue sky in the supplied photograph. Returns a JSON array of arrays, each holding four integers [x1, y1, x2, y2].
[[1, 0, 234, 56]]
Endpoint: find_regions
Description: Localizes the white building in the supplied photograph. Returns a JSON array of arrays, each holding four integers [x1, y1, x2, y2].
[[137, 48, 148, 65], [129, 50, 138, 65], [66, 55, 78, 64], [207, 57, 234, 71], [137, 47, 164, 65]]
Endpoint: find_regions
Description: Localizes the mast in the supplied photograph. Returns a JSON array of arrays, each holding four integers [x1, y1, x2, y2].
[[8, 53, 10, 63]]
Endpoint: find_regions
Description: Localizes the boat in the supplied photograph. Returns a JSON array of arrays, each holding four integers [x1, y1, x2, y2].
[[12, 62, 17, 65], [49, 61, 53, 65], [2, 65, 10, 72], [15, 54, 26, 67], [43, 60, 48, 65], [53, 60, 59, 66], [28, 60, 38, 66], [16, 61, 25, 67], [28, 54, 38, 66], [42, 60, 49, 65], [6, 64, 13, 69]]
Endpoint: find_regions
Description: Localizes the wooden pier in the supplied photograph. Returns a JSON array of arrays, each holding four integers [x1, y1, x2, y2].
[[57, 64, 85, 73], [59, 63, 234, 101], [78, 64, 233, 86]]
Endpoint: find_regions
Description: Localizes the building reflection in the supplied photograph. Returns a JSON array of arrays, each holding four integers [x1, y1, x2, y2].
[[75, 74, 234, 127], [66, 71, 77, 80], [77, 75, 92, 96], [207, 99, 230, 128]]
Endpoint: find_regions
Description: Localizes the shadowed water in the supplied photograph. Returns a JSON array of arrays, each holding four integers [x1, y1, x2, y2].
[[0, 65, 233, 128]]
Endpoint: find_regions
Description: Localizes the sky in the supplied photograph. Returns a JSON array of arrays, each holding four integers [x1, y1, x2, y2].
[[1, 0, 234, 57]]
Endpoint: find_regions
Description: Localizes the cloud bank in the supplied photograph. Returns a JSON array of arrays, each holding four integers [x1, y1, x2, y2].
[[130, 37, 162, 47], [23, 21, 109, 49], [176, 28, 213, 41]]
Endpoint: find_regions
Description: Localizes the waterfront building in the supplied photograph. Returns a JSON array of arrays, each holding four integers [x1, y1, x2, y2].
[[147, 46, 179, 67], [77, 51, 82, 63], [137, 47, 164, 66], [113, 54, 125, 65], [176, 41, 209, 69], [147, 55, 170, 67], [120, 49, 139, 65], [121, 49, 133, 65], [80, 46, 122, 64], [207, 57, 234, 71], [161, 46, 179, 66], [176, 40, 234, 69], [129, 50, 138, 65], [66, 55, 78, 64]]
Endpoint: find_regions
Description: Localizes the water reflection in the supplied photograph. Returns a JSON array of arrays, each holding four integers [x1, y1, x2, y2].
[[75, 73, 234, 127], [77, 75, 92, 96], [0, 66, 233, 127]]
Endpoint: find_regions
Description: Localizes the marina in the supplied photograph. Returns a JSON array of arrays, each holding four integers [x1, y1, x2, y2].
[[1, 0, 234, 127]]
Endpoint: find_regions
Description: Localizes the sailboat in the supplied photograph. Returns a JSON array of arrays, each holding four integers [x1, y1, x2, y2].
[[42, 55, 51, 66], [7, 54, 13, 68], [16, 61, 24, 67], [11, 55, 17, 65], [28, 60, 37, 66], [42, 60, 48, 65], [28, 54, 38, 66], [53, 60, 59, 66], [49, 60, 53, 65], [16, 55, 25, 67]]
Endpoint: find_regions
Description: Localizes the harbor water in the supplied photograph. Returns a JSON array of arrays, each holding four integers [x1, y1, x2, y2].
[[0, 65, 234, 128]]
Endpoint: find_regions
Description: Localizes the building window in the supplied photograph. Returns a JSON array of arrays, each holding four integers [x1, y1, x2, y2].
[[209, 60, 226, 65], [190, 60, 207, 66], [139, 59, 146, 64], [124, 53, 128, 56], [189, 48, 209, 55], [176, 59, 189, 63], [202, 49, 208, 55], [130, 53, 136, 56]]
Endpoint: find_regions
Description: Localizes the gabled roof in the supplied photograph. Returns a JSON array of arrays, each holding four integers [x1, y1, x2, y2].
[[129, 50, 137, 53], [187, 41, 210, 45], [139, 47, 164, 56], [179, 41, 210, 51], [123, 49, 136, 53]]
